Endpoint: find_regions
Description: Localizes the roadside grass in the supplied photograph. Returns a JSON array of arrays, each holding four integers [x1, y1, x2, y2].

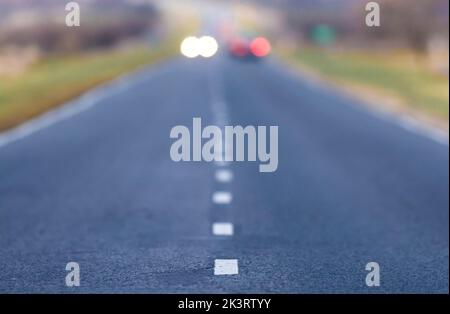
[[0, 41, 180, 132], [287, 48, 449, 124]]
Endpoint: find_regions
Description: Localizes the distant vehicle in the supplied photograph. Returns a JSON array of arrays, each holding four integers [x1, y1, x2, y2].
[[227, 35, 271, 60]]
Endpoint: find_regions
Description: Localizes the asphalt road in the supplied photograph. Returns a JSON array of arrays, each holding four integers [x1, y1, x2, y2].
[[0, 53, 448, 293]]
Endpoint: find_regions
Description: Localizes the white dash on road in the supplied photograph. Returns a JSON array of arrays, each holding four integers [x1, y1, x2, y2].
[[214, 159, 230, 167], [214, 259, 238, 275], [215, 169, 233, 183], [212, 191, 232, 204], [212, 222, 234, 236]]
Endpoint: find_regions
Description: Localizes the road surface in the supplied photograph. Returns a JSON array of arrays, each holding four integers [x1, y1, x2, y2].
[[0, 53, 448, 293]]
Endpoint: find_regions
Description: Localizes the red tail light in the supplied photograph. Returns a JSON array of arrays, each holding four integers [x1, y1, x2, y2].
[[250, 37, 271, 57]]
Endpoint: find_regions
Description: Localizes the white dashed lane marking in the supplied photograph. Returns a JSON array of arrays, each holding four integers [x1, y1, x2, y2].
[[215, 169, 233, 183], [214, 159, 230, 167], [214, 259, 239, 275], [212, 191, 232, 204], [212, 222, 234, 236]]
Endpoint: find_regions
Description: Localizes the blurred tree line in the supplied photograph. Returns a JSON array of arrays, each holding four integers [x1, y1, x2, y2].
[[0, 0, 159, 54], [280, 0, 449, 55]]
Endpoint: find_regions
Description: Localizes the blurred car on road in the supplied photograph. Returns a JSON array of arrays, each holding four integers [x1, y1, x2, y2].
[[227, 34, 271, 60]]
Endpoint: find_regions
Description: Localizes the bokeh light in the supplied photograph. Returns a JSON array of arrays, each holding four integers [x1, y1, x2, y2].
[[180, 36, 200, 58], [199, 36, 219, 58], [250, 37, 271, 57]]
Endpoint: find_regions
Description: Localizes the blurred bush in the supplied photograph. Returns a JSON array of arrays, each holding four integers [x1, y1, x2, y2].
[[0, 0, 159, 54], [282, 0, 449, 54]]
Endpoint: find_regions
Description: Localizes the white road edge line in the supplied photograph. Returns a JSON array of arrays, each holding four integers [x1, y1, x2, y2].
[[212, 191, 232, 204], [274, 58, 449, 147], [212, 222, 234, 236], [0, 94, 99, 148], [0, 61, 160, 150], [214, 259, 239, 275], [398, 116, 449, 146]]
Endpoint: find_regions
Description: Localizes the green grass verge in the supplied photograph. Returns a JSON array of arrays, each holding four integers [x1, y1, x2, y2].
[[289, 48, 449, 121], [0, 41, 178, 132]]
